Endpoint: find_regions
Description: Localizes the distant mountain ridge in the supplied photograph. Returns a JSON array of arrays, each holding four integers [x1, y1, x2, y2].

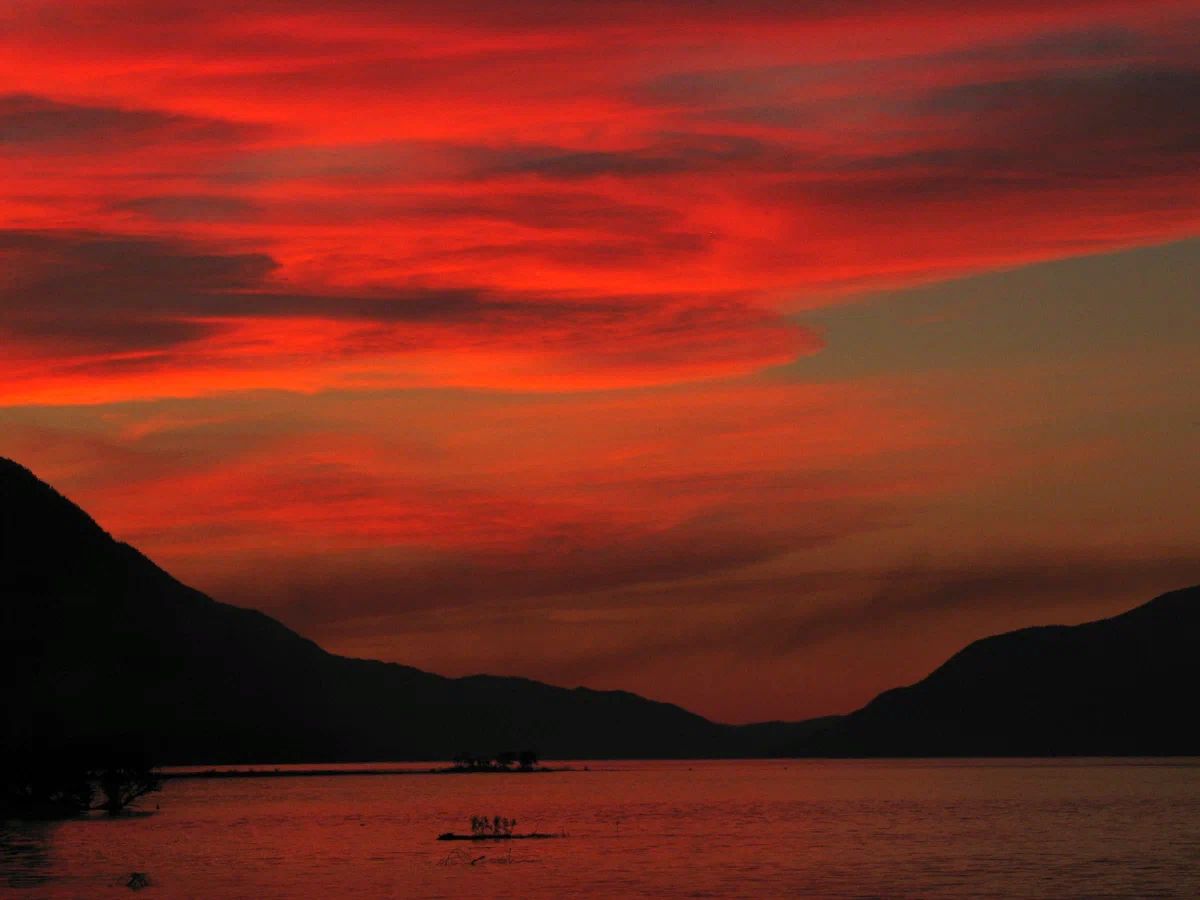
[[3, 456, 1198, 762], [791, 584, 1200, 756], [0, 457, 824, 763]]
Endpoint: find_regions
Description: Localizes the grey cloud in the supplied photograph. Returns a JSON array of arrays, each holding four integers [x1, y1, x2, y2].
[[396, 193, 679, 232], [12, 317, 226, 354], [0, 93, 264, 150], [1, 229, 806, 357], [1, 230, 273, 352], [243, 0, 1114, 30], [209, 532, 1200, 699], [762, 553, 1200, 656], [480, 133, 769, 180], [252, 191, 681, 236], [48, 352, 195, 377], [111, 194, 264, 223], [217, 133, 776, 186], [767, 64, 1200, 214], [212, 505, 882, 629], [634, 63, 857, 114], [216, 144, 412, 184], [525, 552, 1200, 684], [632, 26, 1161, 121], [951, 26, 1148, 64], [0, 230, 276, 295], [921, 66, 1200, 164]]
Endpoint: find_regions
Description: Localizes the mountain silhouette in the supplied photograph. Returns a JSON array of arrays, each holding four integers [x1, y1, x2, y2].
[[6, 457, 1196, 762], [791, 584, 1200, 756], [1, 457, 827, 763]]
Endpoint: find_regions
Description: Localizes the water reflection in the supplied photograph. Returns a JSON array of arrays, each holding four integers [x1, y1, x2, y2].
[[1, 821, 55, 888], [3, 761, 1200, 899]]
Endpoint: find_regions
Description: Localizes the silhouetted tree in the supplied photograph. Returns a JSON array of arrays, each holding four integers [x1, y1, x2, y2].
[[1, 750, 161, 819], [495, 751, 517, 769], [519, 750, 538, 771], [1, 752, 94, 818], [95, 763, 161, 816]]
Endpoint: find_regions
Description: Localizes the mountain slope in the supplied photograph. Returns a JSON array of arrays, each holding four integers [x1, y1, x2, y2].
[[791, 585, 1200, 757], [2, 457, 814, 763]]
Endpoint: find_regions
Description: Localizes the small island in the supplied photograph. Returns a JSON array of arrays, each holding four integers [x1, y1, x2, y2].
[[439, 750, 542, 772]]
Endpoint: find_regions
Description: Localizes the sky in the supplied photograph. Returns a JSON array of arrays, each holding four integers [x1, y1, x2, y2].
[[2, 0, 1198, 723]]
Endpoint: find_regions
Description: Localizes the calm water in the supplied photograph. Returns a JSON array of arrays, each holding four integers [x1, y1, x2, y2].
[[4, 759, 1200, 899]]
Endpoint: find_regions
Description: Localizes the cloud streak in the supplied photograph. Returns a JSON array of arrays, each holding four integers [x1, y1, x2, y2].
[[0, 229, 817, 401], [0, 93, 264, 151]]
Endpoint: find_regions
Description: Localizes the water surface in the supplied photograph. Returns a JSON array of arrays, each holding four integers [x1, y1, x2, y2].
[[4, 759, 1200, 898]]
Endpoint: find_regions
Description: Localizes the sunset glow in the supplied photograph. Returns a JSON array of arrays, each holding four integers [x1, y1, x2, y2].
[[3, 0, 1198, 722]]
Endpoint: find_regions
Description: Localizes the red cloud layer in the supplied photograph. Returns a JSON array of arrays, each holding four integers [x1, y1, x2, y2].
[[2, 0, 1198, 400]]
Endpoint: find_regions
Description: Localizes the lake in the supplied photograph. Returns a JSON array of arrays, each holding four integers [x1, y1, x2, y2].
[[4, 759, 1200, 898]]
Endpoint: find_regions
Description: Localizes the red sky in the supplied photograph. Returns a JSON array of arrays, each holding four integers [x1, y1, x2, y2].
[[2, 0, 1198, 722]]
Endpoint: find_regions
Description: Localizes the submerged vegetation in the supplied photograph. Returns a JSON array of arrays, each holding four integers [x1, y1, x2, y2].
[[438, 814, 563, 841], [439, 845, 531, 867], [471, 815, 516, 837], [123, 872, 150, 891]]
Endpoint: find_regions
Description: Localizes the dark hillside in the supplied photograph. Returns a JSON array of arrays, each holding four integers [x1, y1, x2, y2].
[[8, 457, 1193, 763], [792, 585, 1200, 757], [1, 458, 812, 763]]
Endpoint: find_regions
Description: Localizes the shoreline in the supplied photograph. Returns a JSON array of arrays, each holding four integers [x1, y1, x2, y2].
[[165, 766, 571, 779]]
